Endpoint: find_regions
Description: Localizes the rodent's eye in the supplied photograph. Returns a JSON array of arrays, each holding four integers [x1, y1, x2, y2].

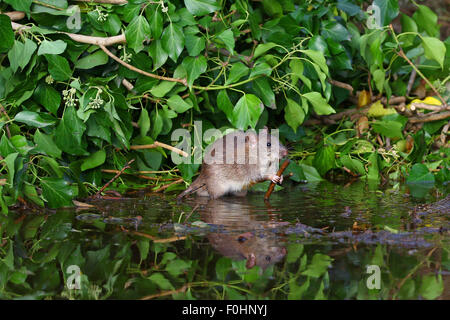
[[238, 236, 247, 243], [267, 142, 271, 147]]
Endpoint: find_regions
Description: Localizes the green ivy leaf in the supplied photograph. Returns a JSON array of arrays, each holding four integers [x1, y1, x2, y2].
[[286, 243, 304, 263], [14, 111, 56, 128], [374, 0, 399, 26], [290, 59, 311, 89], [184, 0, 220, 16], [215, 29, 235, 53], [33, 84, 61, 114], [299, 164, 323, 182], [165, 259, 191, 277], [217, 90, 234, 123], [150, 80, 177, 98], [225, 62, 249, 85], [3, 152, 18, 185], [148, 272, 174, 290], [372, 69, 385, 93], [232, 94, 263, 130], [0, 14, 15, 53], [252, 77, 275, 109], [150, 110, 164, 139], [262, 0, 283, 17], [419, 274, 443, 300], [34, 129, 62, 159], [146, 6, 163, 39], [162, 23, 185, 62], [81, 150, 106, 171], [185, 33, 206, 56], [8, 39, 37, 72], [10, 135, 32, 156], [75, 50, 109, 69], [340, 155, 365, 175], [301, 49, 329, 75], [313, 145, 335, 176], [372, 120, 403, 139], [38, 40, 67, 55], [413, 4, 439, 37], [167, 95, 193, 113], [41, 178, 76, 209], [216, 257, 232, 281], [249, 62, 272, 78], [125, 15, 151, 53], [301, 253, 334, 278], [54, 106, 88, 156], [421, 37, 446, 69], [182, 55, 207, 87], [406, 163, 435, 183], [23, 183, 44, 207], [303, 92, 335, 115], [321, 20, 350, 42], [254, 42, 277, 59], [284, 98, 304, 133], [149, 39, 168, 70], [45, 55, 72, 81], [367, 152, 380, 181], [4, 0, 32, 12], [138, 108, 150, 137]]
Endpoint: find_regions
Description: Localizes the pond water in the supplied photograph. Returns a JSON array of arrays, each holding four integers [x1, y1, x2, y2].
[[0, 181, 448, 300]]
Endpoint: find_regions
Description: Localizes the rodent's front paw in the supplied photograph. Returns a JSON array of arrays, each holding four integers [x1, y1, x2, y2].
[[271, 175, 283, 184]]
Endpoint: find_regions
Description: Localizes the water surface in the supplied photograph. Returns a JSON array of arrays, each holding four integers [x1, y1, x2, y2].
[[1, 181, 448, 299]]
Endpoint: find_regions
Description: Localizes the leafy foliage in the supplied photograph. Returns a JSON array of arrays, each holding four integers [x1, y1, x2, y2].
[[0, 0, 448, 211]]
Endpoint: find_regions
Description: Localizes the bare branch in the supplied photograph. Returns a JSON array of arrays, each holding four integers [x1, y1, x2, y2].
[[130, 141, 189, 158], [100, 45, 187, 85], [11, 21, 126, 46], [409, 111, 450, 123]]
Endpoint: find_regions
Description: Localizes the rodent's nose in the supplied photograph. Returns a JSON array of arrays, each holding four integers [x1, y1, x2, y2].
[[280, 148, 288, 158]]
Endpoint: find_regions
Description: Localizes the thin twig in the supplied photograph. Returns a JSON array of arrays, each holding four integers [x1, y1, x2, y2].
[[99, 45, 187, 85], [131, 231, 186, 243], [94, 158, 135, 198], [328, 79, 354, 95], [130, 141, 189, 157], [394, 247, 437, 297], [406, 58, 419, 96], [440, 120, 450, 145], [153, 178, 184, 193], [100, 169, 178, 181], [409, 111, 450, 123], [410, 103, 449, 112], [141, 284, 190, 300], [264, 159, 290, 200], [183, 204, 199, 224]]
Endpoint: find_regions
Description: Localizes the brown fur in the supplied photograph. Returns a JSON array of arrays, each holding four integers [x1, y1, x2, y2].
[[177, 129, 288, 201]]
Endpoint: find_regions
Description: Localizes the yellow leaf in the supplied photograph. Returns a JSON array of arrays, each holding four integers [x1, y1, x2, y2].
[[407, 96, 442, 109], [358, 90, 371, 108], [367, 100, 397, 118]]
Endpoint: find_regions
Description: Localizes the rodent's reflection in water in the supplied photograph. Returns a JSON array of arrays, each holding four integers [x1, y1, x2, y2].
[[194, 197, 287, 270]]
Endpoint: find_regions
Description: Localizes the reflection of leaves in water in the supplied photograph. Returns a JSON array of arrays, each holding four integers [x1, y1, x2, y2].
[[0, 190, 447, 299]]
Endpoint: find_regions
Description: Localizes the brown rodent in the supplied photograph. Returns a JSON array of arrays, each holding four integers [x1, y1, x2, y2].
[[177, 128, 288, 200]]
